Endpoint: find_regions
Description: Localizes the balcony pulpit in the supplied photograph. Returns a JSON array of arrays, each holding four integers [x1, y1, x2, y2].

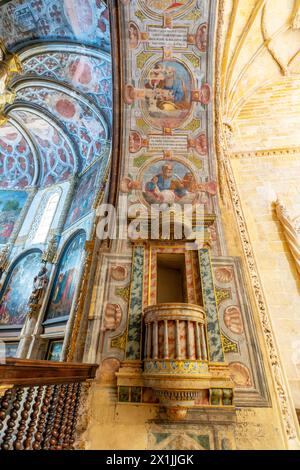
[[142, 303, 233, 420]]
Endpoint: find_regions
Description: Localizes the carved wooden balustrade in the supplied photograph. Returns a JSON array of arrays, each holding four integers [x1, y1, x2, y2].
[[0, 359, 97, 450]]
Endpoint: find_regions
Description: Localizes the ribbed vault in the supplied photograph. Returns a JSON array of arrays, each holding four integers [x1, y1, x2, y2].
[[0, 0, 112, 189], [220, 0, 300, 152]]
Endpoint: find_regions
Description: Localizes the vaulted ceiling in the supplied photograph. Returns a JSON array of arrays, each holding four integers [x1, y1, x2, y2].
[[0, 0, 112, 189], [219, 0, 300, 153]]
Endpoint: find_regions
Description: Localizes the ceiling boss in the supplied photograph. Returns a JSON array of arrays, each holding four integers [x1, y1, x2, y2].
[[0, 39, 22, 126]]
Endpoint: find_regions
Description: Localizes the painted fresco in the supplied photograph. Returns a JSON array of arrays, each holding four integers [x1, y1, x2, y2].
[[0, 190, 28, 245], [45, 232, 86, 321], [0, 124, 35, 189], [22, 53, 112, 123], [0, 0, 110, 52], [213, 258, 270, 405], [142, 60, 192, 129], [120, 0, 218, 246], [0, 251, 41, 326], [17, 86, 107, 169], [140, 0, 194, 15], [64, 166, 98, 229], [142, 160, 213, 206], [11, 111, 75, 186]]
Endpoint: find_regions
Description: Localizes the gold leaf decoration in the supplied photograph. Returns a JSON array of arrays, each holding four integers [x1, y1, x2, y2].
[[136, 52, 153, 70], [184, 53, 200, 69], [135, 10, 146, 21], [111, 332, 127, 351], [182, 119, 201, 132], [136, 118, 149, 132], [134, 154, 149, 168], [188, 155, 203, 169], [185, 8, 202, 20], [215, 287, 231, 305], [221, 333, 238, 354], [115, 286, 130, 303]]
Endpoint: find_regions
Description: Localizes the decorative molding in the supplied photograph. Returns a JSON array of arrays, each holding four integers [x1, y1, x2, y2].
[[225, 156, 298, 442], [229, 147, 300, 159]]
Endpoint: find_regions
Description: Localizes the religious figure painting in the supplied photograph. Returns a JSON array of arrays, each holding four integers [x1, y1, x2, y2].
[[143, 60, 192, 129], [64, 166, 98, 229], [0, 251, 42, 326], [45, 232, 86, 321], [5, 342, 19, 358], [142, 160, 201, 206], [46, 340, 63, 361], [0, 190, 28, 245]]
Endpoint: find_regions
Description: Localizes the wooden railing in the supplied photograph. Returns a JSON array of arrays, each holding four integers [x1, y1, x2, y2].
[[0, 359, 97, 450]]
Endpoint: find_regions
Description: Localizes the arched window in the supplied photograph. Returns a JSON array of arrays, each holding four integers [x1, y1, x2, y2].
[[32, 192, 60, 244]]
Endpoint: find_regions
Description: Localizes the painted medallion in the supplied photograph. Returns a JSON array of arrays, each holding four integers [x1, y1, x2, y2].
[[142, 60, 192, 129]]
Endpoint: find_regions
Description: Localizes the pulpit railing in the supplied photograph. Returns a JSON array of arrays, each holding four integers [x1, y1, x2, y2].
[[0, 358, 97, 450], [144, 303, 208, 361]]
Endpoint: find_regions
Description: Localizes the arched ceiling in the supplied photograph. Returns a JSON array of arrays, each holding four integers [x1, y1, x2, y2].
[[0, 0, 112, 189], [219, 0, 300, 153]]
